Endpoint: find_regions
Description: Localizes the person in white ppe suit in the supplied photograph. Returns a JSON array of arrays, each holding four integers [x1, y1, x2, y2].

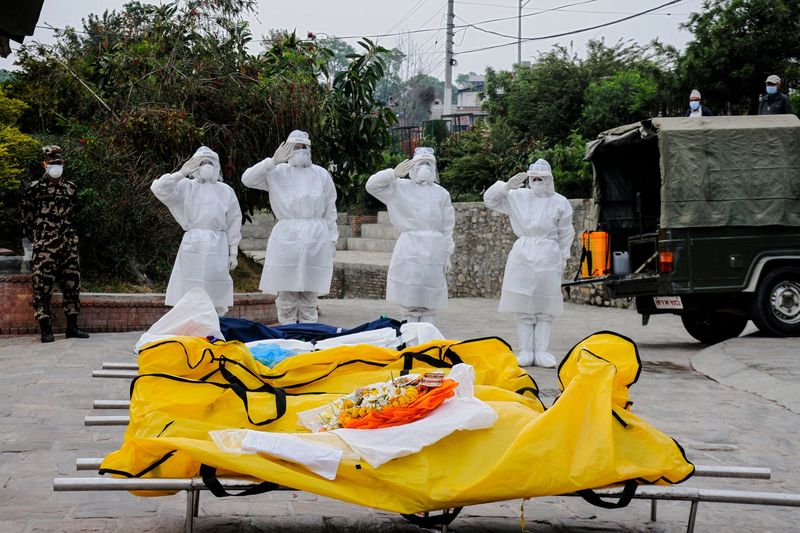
[[484, 159, 574, 368], [151, 146, 242, 316], [366, 147, 455, 324], [241, 130, 338, 324]]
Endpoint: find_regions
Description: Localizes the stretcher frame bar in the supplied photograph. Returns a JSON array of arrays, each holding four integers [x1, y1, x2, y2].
[[53, 475, 800, 533], [72, 458, 771, 479]]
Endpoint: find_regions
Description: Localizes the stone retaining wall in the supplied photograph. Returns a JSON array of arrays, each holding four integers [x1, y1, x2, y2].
[[0, 274, 277, 335], [328, 263, 386, 299], [446, 200, 629, 308]]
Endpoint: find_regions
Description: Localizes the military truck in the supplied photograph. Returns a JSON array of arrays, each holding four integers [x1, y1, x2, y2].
[[580, 115, 800, 343]]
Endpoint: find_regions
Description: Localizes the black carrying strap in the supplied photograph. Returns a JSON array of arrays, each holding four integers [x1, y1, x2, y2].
[[577, 479, 638, 509], [400, 506, 463, 528], [200, 464, 279, 497], [218, 362, 287, 426]]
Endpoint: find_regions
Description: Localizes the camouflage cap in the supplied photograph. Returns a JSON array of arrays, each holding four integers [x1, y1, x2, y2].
[[42, 145, 64, 164]]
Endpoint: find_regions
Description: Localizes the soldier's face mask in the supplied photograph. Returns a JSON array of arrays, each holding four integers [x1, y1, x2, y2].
[[46, 164, 63, 179]]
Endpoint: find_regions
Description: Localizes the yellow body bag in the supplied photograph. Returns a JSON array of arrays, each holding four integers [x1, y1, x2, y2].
[[100, 332, 693, 513]]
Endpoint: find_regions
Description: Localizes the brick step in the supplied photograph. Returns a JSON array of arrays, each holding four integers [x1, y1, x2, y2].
[[360, 223, 399, 240]]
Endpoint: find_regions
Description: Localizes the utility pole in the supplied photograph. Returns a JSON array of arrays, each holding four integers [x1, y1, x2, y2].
[[444, 0, 454, 116], [518, 0, 532, 66], [517, 0, 522, 66]]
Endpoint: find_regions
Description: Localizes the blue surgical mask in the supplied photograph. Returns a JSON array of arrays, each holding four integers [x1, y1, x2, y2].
[[689, 101, 700, 111], [766, 85, 778, 95]]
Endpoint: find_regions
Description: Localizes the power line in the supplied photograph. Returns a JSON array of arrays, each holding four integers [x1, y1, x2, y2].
[[457, 1, 689, 15], [386, 0, 432, 34], [325, 0, 601, 41], [456, 0, 684, 55]]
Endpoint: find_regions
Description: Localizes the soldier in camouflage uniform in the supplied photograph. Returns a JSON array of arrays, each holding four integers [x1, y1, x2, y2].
[[20, 145, 90, 342]]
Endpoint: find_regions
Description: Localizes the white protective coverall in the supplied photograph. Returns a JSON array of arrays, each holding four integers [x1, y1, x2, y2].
[[366, 147, 455, 324], [484, 159, 574, 367], [241, 131, 338, 324], [151, 146, 242, 315]]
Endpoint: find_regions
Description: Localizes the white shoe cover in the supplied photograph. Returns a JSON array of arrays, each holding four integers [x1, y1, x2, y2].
[[533, 351, 557, 368], [533, 319, 557, 368], [516, 352, 534, 367], [516, 319, 535, 367]]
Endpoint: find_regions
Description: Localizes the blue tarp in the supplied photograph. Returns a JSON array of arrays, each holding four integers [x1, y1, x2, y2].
[[219, 316, 403, 343]]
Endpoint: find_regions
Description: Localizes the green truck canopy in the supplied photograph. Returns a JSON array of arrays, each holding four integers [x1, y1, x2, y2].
[[586, 115, 800, 228]]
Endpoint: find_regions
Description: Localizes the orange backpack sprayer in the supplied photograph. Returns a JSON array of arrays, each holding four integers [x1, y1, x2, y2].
[[579, 230, 611, 278]]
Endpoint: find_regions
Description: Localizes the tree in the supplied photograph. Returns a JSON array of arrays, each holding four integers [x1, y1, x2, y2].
[[318, 36, 356, 81], [482, 40, 673, 142], [326, 38, 398, 207], [483, 47, 584, 143], [581, 70, 660, 137], [375, 48, 404, 104], [679, 0, 800, 114], [0, 86, 39, 248], [396, 73, 442, 126]]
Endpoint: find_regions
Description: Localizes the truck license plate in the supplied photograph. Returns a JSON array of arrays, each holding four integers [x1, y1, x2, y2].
[[653, 296, 683, 310]]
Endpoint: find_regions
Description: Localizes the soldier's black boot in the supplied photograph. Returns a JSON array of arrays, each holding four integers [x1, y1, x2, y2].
[[65, 314, 90, 339], [39, 318, 55, 343]]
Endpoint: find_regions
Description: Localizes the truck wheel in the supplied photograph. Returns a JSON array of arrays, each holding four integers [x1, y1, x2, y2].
[[751, 266, 800, 337], [681, 312, 747, 344]]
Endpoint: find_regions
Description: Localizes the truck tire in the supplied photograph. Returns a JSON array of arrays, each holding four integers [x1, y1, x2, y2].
[[751, 266, 800, 337], [681, 312, 747, 344]]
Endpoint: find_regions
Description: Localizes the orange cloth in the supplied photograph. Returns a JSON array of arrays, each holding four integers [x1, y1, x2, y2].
[[343, 380, 458, 429]]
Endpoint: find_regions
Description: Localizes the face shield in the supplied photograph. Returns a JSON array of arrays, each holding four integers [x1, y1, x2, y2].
[[287, 131, 312, 168], [526, 159, 555, 197], [526, 172, 555, 196], [289, 143, 312, 168], [409, 147, 438, 185], [190, 146, 222, 182]]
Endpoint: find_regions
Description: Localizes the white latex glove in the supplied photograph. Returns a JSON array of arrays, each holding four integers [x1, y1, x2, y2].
[[229, 245, 238, 271], [506, 172, 527, 190], [272, 142, 293, 165], [331, 241, 337, 260], [394, 159, 413, 178], [179, 157, 200, 178], [445, 259, 452, 274]]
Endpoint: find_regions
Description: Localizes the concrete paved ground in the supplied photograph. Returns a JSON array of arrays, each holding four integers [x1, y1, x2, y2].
[[1, 299, 798, 532]]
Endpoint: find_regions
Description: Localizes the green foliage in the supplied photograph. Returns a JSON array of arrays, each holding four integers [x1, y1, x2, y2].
[[0, 87, 40, 249], [482, 40, 669, 143], [537, 132, 592, 198], [437, 120, 533, 201], [484, 48, 584, 143], [326, 38, 399, 207], [581, 70, 660, 136], [679, 0, 800, 114]]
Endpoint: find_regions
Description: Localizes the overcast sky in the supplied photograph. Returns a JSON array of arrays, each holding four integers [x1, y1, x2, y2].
[[1, 0, 704, 78]]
